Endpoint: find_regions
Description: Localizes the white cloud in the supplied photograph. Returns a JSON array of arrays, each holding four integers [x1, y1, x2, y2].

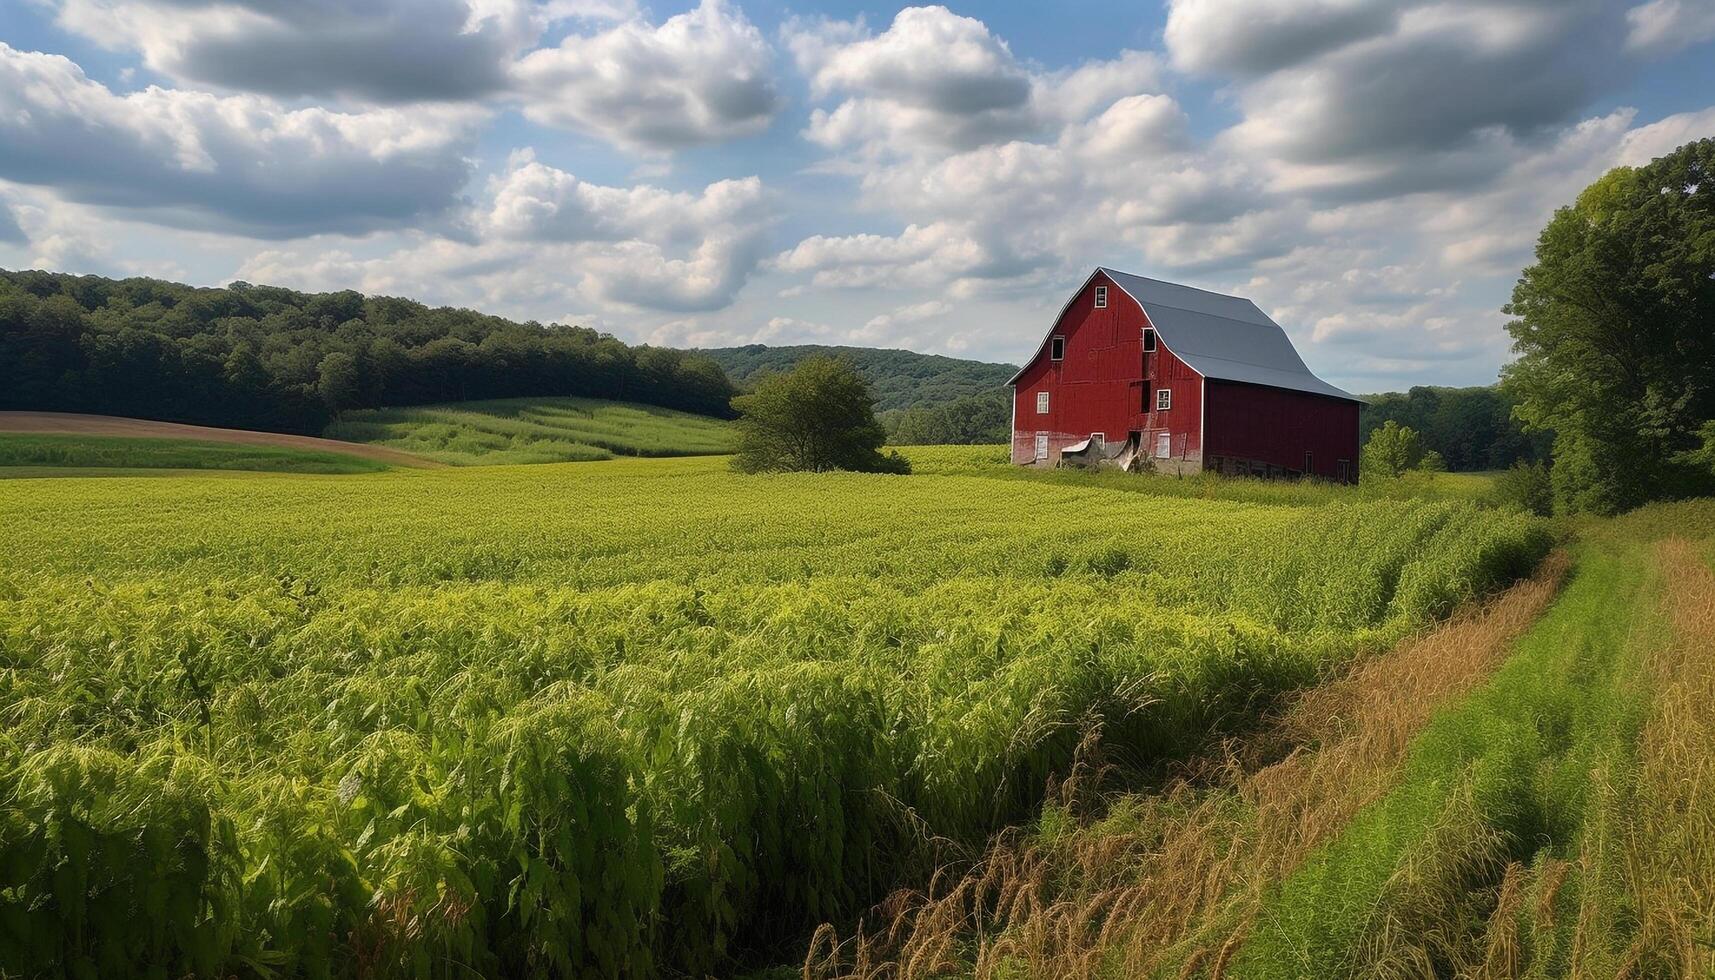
[[855, 298, 950, 344], [484, 150, 768, 244], [0, 43, 481, 237], [1626, 0, 1715, 54], [788, 5, 1160, 156], [514, 0, 779, 151], [237, 151, 775, 315]]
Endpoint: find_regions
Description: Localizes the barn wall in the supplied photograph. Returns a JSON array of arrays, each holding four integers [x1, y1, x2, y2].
[[1010, 272, 1202, 468], [1203, 380, 1360, 482]]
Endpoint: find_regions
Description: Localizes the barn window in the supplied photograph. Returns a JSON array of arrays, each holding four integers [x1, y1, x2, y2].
[[1156, 388, 1172, 411], [1034, 432, 1049, 460], [1094, 285, 1107, 308], [1155, 432, 1172, 458], [1036, 391, 1050, 414], [1337, 459, 1351, 482], [1050, 335, 1065, 361], [1303, 452, 1313, 474], [1142, 328, 1156, 352]]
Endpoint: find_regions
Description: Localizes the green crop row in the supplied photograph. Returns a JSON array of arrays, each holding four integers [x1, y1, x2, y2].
[[0, 459, 1550, 977]]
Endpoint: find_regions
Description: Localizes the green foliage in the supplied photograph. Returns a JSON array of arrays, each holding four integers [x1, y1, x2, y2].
[[884, 389, 1011, 445], [0, 455, 1548, 976], [1492, 459, 1554, 516], [1361, 420, 1423, 479], [325, 396, 734, 465], [1503, 137, 1715, 514], [0, 268, 738, 435], [1359, 385, 1549, 471], [730, 356, 911, 474], [0, 433, 390, 474], [1417, 449, 1447, 473], [701, 344, 1016, 415]]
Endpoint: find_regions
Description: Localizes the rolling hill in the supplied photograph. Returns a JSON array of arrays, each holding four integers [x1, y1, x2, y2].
[[324, 396, 735, 465], [697, 344, 1017, 413]]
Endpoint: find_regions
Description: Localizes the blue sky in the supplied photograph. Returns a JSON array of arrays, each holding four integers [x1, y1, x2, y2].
[[2, 0, 1713, 392]]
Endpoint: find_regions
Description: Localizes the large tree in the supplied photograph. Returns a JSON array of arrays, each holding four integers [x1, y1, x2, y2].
[[730, 356, 911, 474], [1502, 138, 1715, 514]]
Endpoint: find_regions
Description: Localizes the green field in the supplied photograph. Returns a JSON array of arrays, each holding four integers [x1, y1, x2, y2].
[[324, 396, 734, 465], [0, 433, 392, 475], [0, 454, 1549, 978], [801, 503, 1715, 978]]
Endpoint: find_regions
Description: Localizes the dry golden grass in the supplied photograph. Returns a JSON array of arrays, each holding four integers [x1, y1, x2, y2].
[[803, 553, 1572, 980], [1608, 539, 1715, 977], [1443, 538, 1715, 980]]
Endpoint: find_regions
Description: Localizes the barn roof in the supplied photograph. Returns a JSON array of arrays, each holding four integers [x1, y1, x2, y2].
[[1008, 268, 1360, 402]]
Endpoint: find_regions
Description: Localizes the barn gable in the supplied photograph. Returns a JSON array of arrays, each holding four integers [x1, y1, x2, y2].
[[1007, 268, 1357, 403]]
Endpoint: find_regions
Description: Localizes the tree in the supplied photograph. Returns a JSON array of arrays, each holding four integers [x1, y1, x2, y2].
[[1362, 420, 1423, 479], [316, 351, 361, 413], [1502, 138, 1715, 514], [730, 356, 911, 474]]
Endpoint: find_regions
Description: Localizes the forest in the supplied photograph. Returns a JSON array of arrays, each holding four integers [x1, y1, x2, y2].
[[1359, 386, 1550, 472], [0, 270, 738, 434]]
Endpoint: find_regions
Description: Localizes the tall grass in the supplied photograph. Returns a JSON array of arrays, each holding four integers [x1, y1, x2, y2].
[[799, 554, 1570, 980], [325, 396, 733, 465], [901, 444, 1505, 508], [1232, 527, 1673, 978], [0, 458, 1550, 976]]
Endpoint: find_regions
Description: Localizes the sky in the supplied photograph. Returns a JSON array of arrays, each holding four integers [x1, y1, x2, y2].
[[2, 0, 1713, 392]]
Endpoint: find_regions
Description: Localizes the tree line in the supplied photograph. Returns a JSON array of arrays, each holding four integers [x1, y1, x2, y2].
[[1358, 386, 1549, 472], [0, 270, 738, 434]]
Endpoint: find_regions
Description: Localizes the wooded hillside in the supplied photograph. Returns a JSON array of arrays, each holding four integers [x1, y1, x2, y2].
[[0, 270, 737, 434]]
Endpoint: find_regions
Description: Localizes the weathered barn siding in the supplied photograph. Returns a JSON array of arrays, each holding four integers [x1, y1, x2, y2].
[[1010, 272, 1201, 468], [1009, 267, 1360, 482], [1203, 380, 1361, 481]]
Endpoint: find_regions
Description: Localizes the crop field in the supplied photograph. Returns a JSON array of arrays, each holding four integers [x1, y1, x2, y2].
[[0, 433, 393, 475], [0, 456, 1549, 978], [324, 397, 734, 465], [806, 500, 1715, 980]]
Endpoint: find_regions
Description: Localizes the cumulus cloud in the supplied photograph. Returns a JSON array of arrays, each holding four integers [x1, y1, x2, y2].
[[240, 151, 774, 315], [1172, 0, 1638, 200], [514, 0, 780, 151], [1164, 0, 1398, 75], [787, 5, 1160, 155], [484, 150, 767, 244], [0, 43, 480, 237], [47, 0, 586, 103]]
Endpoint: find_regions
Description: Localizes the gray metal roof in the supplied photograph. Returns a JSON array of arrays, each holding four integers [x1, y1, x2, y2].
[[1008, 268, 1359, 402]]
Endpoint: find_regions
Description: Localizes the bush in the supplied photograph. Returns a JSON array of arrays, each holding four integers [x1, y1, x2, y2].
[[730, 356, 911, 474], [1492, 459, 1554, 515]]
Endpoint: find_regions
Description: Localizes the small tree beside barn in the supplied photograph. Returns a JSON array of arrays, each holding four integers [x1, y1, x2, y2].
[[1008, 268, 1361, 482]]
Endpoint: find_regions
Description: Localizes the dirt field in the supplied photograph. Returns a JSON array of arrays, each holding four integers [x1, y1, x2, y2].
[[0, 412, 445, 468]]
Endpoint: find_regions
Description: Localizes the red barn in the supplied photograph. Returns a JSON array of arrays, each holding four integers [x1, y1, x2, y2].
[[1008, 268, 1361, 482]]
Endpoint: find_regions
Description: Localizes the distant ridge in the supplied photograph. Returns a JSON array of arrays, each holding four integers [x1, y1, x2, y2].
[[697, 344, 1017, 414]]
